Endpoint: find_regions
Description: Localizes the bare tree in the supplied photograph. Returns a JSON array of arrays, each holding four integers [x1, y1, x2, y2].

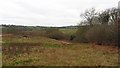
[[80, 8, 97, 26], [98, 9, 110, 25], [109, 8, 118, 25]]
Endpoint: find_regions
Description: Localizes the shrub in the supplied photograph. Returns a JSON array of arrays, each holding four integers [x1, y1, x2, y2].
[[74, 26, 89, 43], [45, 28, 64, 40], [85, 25, 118, 45]]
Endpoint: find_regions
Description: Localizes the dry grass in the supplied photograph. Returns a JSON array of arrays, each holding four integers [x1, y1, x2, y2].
[[2, 35, 119, 66], [0, 53, 2, 67]]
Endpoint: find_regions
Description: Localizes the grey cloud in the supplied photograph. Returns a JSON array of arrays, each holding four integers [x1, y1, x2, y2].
[[0, 0, 119, 26]]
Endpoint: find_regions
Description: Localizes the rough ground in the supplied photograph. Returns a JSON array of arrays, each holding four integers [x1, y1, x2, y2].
[[2, 36, 119, 66]]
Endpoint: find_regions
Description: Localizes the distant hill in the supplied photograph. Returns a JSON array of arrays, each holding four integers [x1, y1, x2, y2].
[[1, 24, 79, 29]]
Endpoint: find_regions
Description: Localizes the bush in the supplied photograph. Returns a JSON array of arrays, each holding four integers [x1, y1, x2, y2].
[[74, 26, 89, 43], [85, 25, 118, 45], [45, 28, 64, 40]]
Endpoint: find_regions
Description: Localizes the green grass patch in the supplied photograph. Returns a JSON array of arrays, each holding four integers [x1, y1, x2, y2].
[[60, 28, 77, 35], [12, 58, 33, 65]]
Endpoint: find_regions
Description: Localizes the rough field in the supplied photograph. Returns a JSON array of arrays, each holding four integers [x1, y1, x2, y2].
[[0, 36, 2, 67], [2, 35, 119, 66]]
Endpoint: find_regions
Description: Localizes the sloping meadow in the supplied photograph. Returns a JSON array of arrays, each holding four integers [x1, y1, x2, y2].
[[2, 35, 118, 66]]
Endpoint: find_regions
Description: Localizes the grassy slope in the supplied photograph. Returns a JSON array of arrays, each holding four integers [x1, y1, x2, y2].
[[0, 36, 2, 67], [2, 35, 118, 66], [0, 53, 2, 67], [60, 28, 77, 35]]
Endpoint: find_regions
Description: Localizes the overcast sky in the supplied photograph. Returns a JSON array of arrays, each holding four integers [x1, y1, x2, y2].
[[0, 0, 119, 26]]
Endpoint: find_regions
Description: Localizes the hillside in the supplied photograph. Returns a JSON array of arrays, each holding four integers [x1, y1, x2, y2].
[[2, 35, 118, 66]]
